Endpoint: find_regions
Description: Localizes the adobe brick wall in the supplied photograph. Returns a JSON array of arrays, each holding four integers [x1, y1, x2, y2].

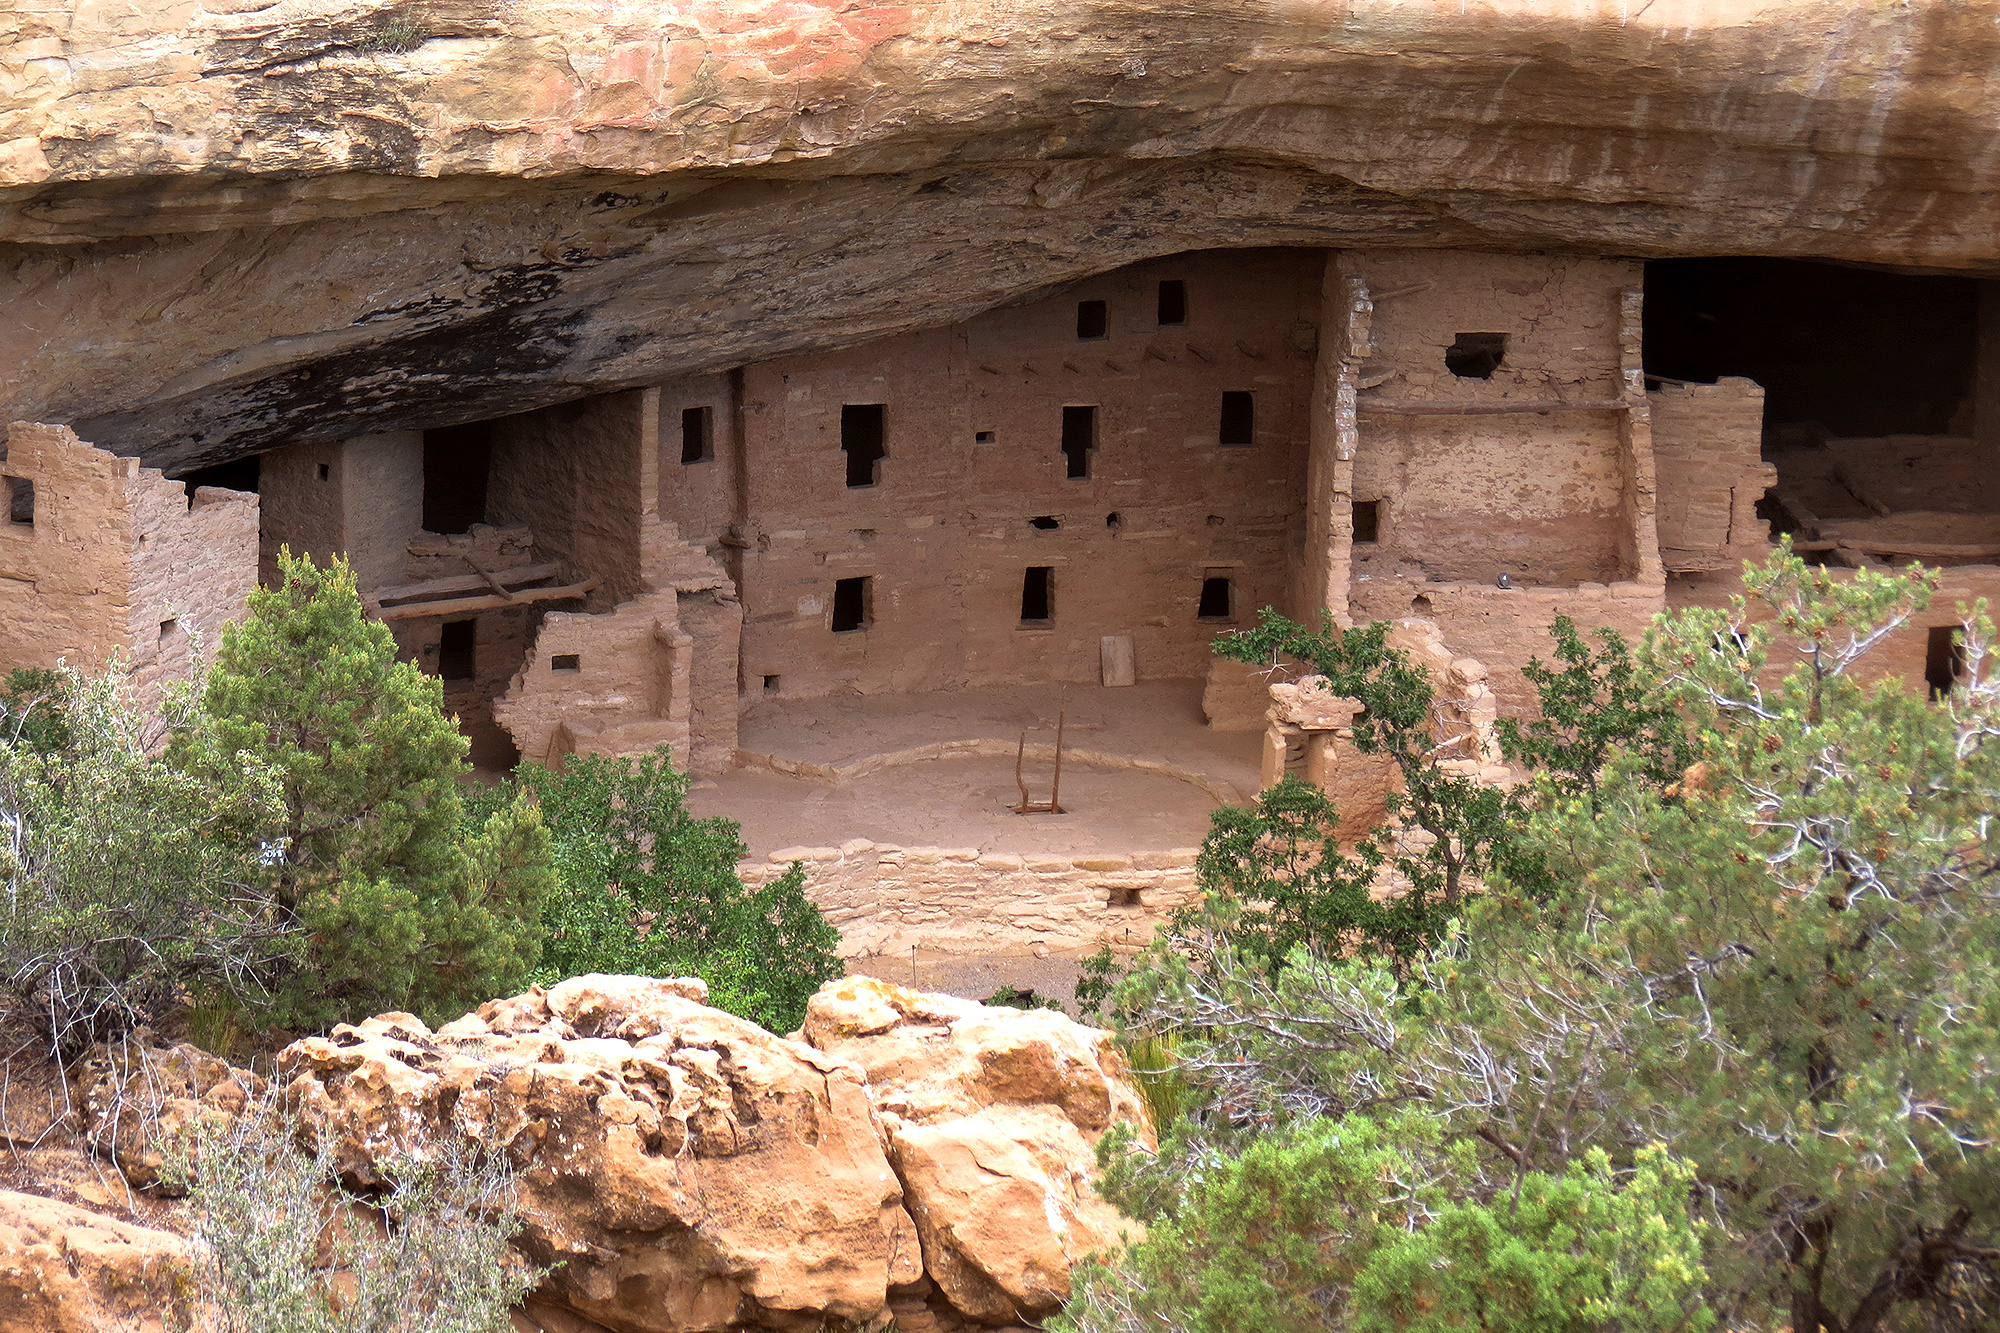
[[0, 422, 256, 702], [1649, 378, 1774, 566], [725, 248, 1322, 700]]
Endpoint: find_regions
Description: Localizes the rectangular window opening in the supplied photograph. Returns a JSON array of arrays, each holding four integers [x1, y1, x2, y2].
[[841, 404, 886, 488], [762, 674, 782, 694], [1219, 391, 1255, 447], [1020, 566, 1054, 623], [1924, 625, 1967, 699], [680, 405, 713, 464], [316, 463, 331, 482], [1198, 571, 1234, 621], [832, 576, 871, 632], [550, 653, 581, 673], [1061, 406, 1097, 479], [1157, 280, 1187, 326], [1352, 499, 1380, 544], [439, 620, 476, 683], [422, 423, 493, 535], [5, 477, 32, 528], [1076, 300, 1109, 340]]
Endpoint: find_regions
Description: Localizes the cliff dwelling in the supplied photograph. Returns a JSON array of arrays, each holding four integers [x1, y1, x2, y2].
[[9, 242, 1999, 983]]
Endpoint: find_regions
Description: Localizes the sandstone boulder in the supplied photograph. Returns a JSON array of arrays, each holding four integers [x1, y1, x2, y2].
[[801, 977, 1148, 1326], [0, 1191, 192, 1333], [75, 1038, 261, 1192], [279, 974, 921, 1333]]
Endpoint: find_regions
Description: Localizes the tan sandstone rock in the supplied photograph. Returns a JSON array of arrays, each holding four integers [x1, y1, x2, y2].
[[279, 974, 921, 1333], [0, 1191, 193, 1333], [800, 976, 1147, 1327], [75, 1038, 261, 1193]]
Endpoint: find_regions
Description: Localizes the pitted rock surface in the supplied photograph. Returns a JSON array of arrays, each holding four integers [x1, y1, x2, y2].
[[280, 974, 921, 1333]]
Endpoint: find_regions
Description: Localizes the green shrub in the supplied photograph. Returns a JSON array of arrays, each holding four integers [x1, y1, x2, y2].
[[510, 747, 841, 1034], [0, 666, 284, 1054], [167, 1097, 540, 1333]]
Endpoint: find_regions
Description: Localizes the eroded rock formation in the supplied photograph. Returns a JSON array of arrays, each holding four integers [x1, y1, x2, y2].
[[5, 1, 1997, 468], [0, 1192, 192, 1333], [268, 973, 1145, 1331]]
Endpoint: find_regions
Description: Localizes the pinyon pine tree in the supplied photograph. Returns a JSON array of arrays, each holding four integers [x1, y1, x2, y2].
[[171, 551, 551, 1029]]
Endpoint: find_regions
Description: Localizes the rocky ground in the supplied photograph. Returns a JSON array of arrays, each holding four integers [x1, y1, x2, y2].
[[0, 974, 1151, 1333]]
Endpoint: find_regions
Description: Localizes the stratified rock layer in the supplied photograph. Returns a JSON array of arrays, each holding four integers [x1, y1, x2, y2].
[[3, 2, 1996, 465]]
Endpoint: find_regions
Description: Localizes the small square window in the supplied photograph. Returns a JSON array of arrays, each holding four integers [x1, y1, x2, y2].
[[316, 463, 331, 482], [975, 430, 996, 443], [1446, 332, 1508, 379], [1352, 499, 1380, 544], [1075, 300, 1108, 340], [762, 674, 782, 694], [551, 653, 581, 673]]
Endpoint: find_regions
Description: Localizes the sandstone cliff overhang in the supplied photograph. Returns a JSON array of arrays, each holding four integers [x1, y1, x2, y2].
[[4, 0, 1997, 468]]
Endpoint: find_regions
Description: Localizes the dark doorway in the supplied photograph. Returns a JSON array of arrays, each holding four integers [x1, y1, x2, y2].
[[680, 406, 713, 464], [841, 405, 886, 488], [1198, 574, 1233, 620], [1644, 258, 1978, 438], [1925, 625, 1966, 699], [1351, 499, 1380, 543], [423, 423, 493, 534], [1157, 280, 1188, 326], [1020, 567, 1053, 623], [438, 620, 476, 683], [1076, 300, 1109, 340], [831, 576, 871, 632], [1219, 392, 1255, 446], [1062, 407, 1096, 479]]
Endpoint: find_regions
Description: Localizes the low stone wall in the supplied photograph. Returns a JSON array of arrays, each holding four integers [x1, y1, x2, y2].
[[738, 840, 1201, 960]]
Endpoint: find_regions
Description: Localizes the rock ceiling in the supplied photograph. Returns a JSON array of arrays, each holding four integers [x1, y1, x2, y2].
[[3, 0, 1996, 471]]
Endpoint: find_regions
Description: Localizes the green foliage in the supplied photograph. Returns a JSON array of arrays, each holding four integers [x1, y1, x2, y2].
[[167, 1097, 541, 1333], [0, 668, 284, 1054], [169, 551, 551, 1030], [1090, 548, 2000, 1333], [1058, 1110, 1709, 1333], [983, 984, 1066, 1012], [515, 747, 841, 1034], [0, 666, 72, 755], [1494, 613, 1695, 803]]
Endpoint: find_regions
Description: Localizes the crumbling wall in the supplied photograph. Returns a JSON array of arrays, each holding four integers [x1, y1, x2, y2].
[[492, 529, 739, 774], [1649, 378, 1774, 569], [734, 249, 1320, 700], [0, 422, 256, 697]]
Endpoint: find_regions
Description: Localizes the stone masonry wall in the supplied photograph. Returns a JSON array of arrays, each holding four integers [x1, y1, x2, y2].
[[733, 248, 1321, 701], [0, 422, 256, 700], [1649, 378, 1775, 569], [489, 391, 650, 610], [737, 841, 1200, 961]]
